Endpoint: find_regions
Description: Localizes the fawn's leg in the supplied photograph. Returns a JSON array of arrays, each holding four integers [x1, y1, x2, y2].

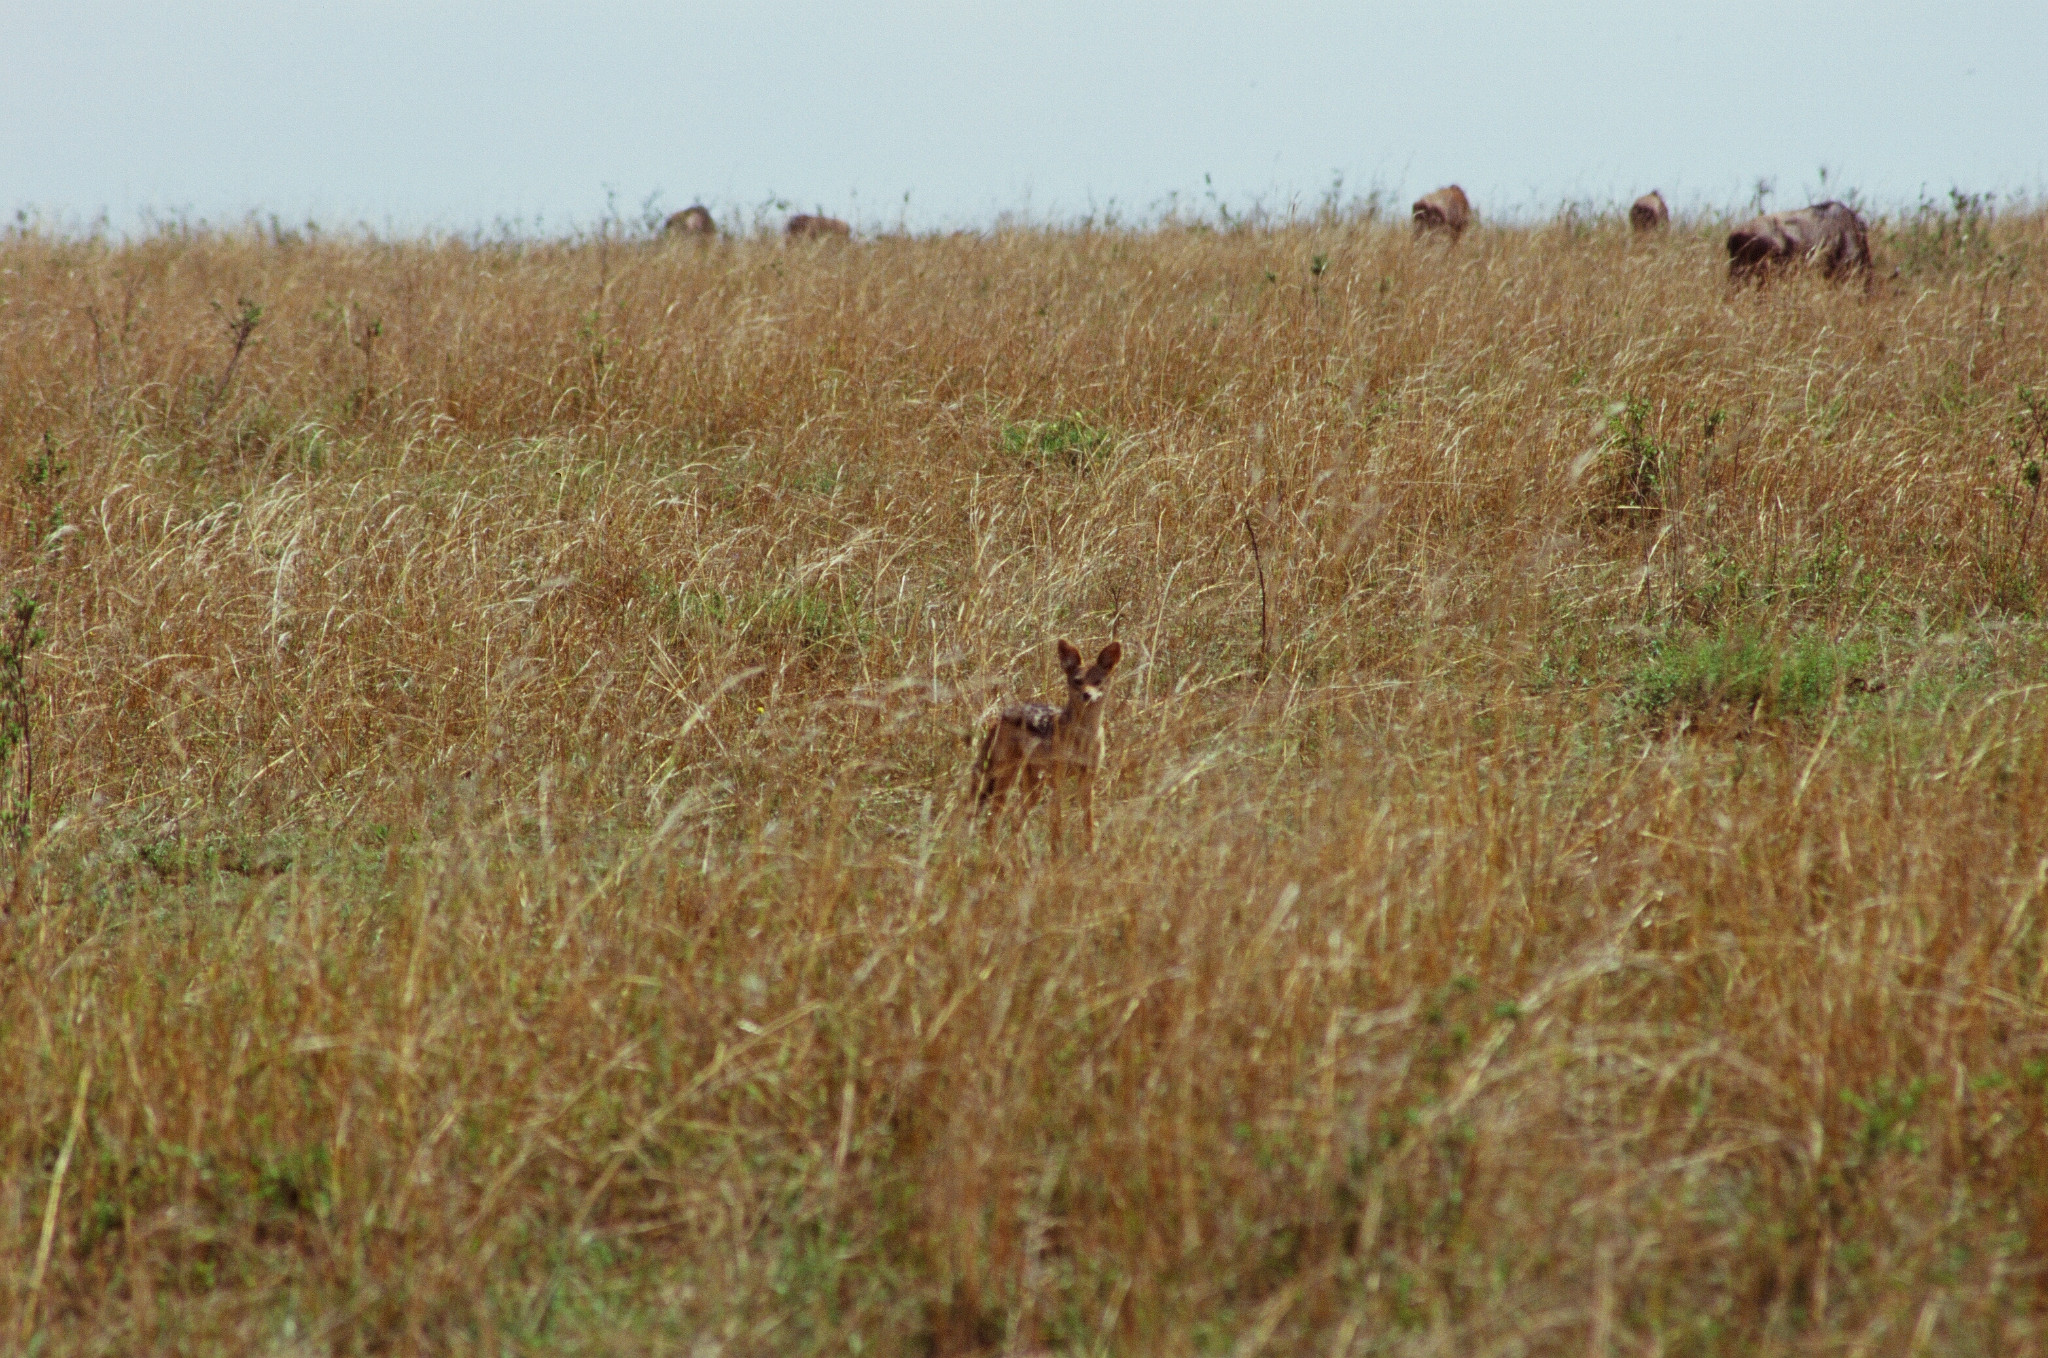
[[1081, 768, 1096, 851], [1017, 767, 1047, 836], [1047, 768, 1065, 854], [980, 764, 1017, 836]]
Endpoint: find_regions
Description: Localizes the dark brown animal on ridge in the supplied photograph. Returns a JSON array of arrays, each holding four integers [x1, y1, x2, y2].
[[1726, 201, 1872, 283], [975, 639, 1123, 850], [1412, 185, 1472, 238], [663, 205, 716, 239], [785, 213, 852, 241], [1630, 191, 1670, 232]]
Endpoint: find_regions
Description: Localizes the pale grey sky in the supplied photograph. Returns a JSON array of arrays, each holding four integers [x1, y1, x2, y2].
[[4, 1, 2043, 234]]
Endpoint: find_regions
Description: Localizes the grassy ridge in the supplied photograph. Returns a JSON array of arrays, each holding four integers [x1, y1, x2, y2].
[[3, 207, 2048, 1353]]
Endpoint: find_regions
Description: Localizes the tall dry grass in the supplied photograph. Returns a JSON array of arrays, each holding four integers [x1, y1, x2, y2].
[[3, 206, 2048, 1354]]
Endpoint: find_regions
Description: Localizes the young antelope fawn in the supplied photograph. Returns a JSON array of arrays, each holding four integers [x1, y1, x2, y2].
[[974, 639, 1123, 849]]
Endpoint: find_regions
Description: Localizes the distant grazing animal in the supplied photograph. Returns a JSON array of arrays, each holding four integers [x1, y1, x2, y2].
[[1411, 185, 1473, 238], [786, 213, 852, 241], [663, 205, 717, 239], [1630, 191, 1670, 232], [975, 639, 1123, 850], [1726, 201, 1872, 283]]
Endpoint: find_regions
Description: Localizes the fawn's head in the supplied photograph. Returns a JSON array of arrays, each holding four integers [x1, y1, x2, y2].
[[1057, 639, 1123, 708]]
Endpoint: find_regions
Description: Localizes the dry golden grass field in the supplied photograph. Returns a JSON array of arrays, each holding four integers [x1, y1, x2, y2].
[[4, 202, 2048, 1355]]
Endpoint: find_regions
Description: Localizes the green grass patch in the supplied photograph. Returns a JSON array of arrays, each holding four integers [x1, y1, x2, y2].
[[135, 832, 296, 883], [1630, 626, 1878, 726], [1000, 414, 1115, 471], [666, 584, 871, 652]]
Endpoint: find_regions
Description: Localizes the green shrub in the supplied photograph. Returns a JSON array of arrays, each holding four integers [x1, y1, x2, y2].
[[1594, 396, 1668, 521], [1888, 188, 1997, 279]]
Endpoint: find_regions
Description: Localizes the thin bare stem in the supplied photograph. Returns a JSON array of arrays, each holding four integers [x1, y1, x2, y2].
[[1244, 513, 1270, 676]]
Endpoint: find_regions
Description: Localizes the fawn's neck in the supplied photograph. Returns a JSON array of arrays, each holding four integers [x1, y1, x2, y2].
[[1060, 693, 1104, 737]]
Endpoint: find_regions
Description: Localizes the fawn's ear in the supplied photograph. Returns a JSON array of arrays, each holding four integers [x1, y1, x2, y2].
[[1057, 639, 1083, 676], [1095, 641, 1123, 672]]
